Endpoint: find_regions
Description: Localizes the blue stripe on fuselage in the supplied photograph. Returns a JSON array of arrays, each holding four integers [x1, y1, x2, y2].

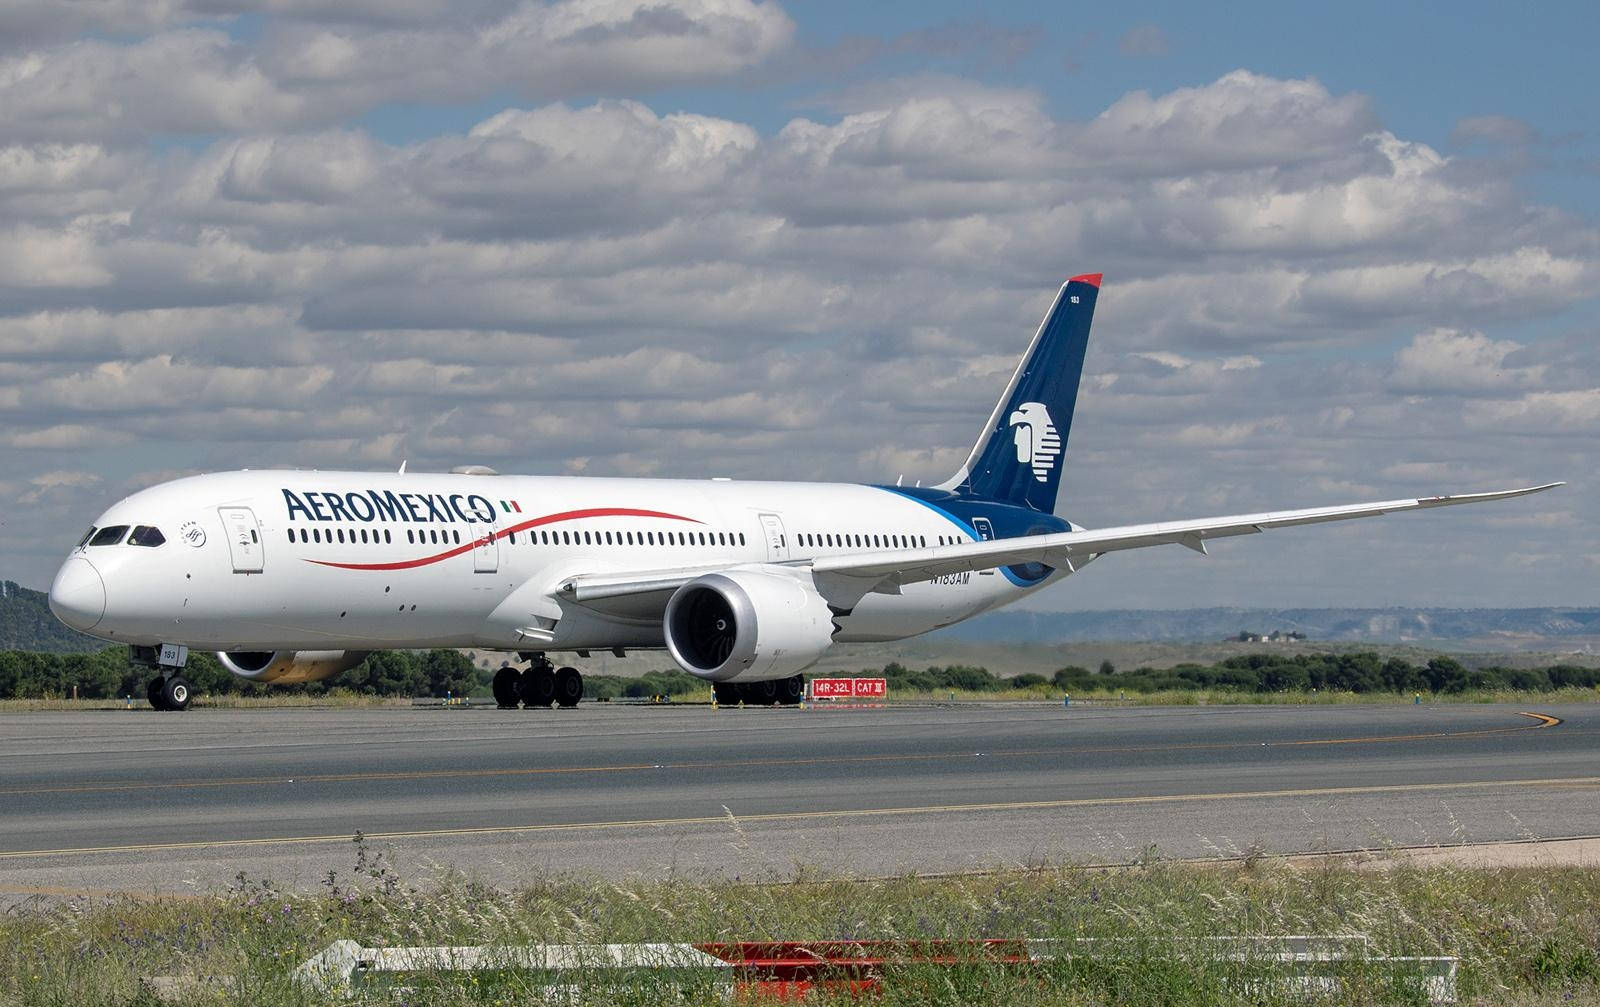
[[874, 485, 1069, 587]]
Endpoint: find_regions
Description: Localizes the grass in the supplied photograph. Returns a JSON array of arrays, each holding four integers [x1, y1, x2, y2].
[[3, 838, 1598, 1005]]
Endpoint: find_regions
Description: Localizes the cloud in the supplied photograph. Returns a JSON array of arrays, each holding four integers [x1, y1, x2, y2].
[[1119, 24, 1170, 57], [1389, 329, 1547, 393], [1451, 114, 1539, 146], [0, 1, 795, 139]]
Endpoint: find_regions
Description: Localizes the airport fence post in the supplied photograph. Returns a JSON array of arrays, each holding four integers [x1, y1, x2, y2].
[[1415, 692, 1421, 705], [1063, 693, 1070, 707]]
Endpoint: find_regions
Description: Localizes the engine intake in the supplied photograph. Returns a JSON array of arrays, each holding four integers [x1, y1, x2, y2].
[[664, 570, 835, 682], [217, 650, 367, 684]]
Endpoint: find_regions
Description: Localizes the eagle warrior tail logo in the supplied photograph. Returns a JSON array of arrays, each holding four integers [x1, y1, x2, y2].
[[1008, 401, 1061, 483]]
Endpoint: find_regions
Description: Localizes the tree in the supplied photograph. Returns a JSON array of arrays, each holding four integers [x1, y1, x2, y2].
[[348, 651, 425, 696], [1098, 659, 1116, 676], [420, 649, 479, 698]]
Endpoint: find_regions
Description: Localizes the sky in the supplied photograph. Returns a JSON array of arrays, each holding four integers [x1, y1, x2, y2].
[[1, 0, 1596, 609]]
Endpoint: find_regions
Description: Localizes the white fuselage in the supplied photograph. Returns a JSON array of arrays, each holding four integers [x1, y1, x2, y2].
[[57, 470, 1060, 654]]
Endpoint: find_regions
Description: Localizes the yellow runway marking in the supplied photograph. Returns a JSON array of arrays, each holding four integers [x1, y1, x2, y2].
[[2, 770, 1592, 862], [0, 711, 1561, 798]]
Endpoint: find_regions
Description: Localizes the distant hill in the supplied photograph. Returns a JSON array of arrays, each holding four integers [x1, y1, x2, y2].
[[933, 607, 1600, 648], [0, 580, 104, 653]]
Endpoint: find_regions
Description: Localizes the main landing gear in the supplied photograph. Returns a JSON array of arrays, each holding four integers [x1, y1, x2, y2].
[[147, 674, 193, 711], [714, 674, 805, 707], [493, 655, 582, 710]]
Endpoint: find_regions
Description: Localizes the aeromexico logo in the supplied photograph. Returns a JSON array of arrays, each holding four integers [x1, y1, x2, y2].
[[282, 488, 520, 525], [1008, 401, 1061, 483]]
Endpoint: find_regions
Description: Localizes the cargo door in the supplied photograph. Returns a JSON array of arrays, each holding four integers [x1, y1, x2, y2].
[[218, 506, 265, 573]]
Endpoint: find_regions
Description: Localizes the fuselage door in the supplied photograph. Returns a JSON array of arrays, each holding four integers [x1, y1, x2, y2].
[[218, 506, 265, 573], [758, 513, 790, 562], [472, 516, 499, 574]]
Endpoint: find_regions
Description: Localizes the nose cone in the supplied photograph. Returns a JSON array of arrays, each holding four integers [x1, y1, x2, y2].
[[50, 557, 106, 632]]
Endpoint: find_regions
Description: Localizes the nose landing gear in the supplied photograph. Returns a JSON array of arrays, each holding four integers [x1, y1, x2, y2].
[[147, 674, 193, 711]]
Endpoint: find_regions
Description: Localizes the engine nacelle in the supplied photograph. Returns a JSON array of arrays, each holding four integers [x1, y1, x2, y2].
[[216, 650, 367, 684], [664, 570, 836, 682]]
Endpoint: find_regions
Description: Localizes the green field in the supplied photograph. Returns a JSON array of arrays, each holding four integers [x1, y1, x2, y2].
[[4, 838, 1597, 1005]]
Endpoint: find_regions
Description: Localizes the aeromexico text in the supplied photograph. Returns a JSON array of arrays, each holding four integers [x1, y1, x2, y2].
[[282, 488, 497, 525]]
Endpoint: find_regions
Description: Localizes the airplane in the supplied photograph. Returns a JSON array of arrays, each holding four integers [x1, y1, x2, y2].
[[48, 273, 1561, 710]]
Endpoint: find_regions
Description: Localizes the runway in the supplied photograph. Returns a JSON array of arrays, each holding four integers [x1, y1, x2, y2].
[[1, 702, 1597, 895]]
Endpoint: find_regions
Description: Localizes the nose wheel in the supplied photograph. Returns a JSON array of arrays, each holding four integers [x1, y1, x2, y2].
[[147, 674, 193, 711]]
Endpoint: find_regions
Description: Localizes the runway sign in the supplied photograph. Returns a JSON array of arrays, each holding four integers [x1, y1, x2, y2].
[[810, 678, 887, 699]]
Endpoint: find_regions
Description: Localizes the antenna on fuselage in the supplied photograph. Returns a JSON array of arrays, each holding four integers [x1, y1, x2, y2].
[[398, 460, 407, 474]]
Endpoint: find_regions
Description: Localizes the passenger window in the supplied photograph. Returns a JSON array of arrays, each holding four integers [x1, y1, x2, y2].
[[313, 529, 321, 543], [286, 530, 295, 545], [337, 529, 345, 543], [739, 533, 746, 546], [360, 529, 369, 544], [407, 530, 414, 544], [129, 526, 166, 547], [384, 529, 391, 544], [250, 529, 258, 543], [77, 527, 97, 548], [453, 530, 461, 544]]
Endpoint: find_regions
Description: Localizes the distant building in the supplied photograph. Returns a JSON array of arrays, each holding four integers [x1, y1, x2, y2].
[[1235, 630, 1306, 643]]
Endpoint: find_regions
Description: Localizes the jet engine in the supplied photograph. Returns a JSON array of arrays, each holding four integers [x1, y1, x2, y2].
[[663, 569, 836, 682], [216, 650, 368, 684]]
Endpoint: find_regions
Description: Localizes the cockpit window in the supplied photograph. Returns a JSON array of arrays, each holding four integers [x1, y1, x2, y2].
[[128, 526, 166, 547], [76, 527, 97, 548], [88, 525, 129, 547]]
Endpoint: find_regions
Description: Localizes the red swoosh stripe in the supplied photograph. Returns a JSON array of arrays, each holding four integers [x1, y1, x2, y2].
[[304, 507, 702, 572]]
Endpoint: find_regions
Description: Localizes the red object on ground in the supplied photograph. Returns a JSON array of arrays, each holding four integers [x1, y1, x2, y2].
[[809, 678, 886, 699]]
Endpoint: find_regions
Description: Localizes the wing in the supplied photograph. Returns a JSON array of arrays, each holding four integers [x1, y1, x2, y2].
[[557, 483, 1563, 610]]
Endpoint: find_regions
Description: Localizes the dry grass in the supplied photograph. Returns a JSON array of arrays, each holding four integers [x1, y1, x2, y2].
[[2, 838, 1597, 1005]]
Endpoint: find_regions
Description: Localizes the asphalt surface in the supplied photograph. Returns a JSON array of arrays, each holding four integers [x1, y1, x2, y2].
[[0, 701, 1597, 895]]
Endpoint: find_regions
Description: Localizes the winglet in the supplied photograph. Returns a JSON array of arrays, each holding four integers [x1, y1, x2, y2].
[[1067, 273, 1102, 288]]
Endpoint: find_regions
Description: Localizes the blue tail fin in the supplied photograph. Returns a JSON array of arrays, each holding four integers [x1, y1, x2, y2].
[[938, 273, 1100, 513]]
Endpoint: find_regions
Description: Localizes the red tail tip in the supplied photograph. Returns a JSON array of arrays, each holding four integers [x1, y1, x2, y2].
[[1067, 272, 1102, 288]]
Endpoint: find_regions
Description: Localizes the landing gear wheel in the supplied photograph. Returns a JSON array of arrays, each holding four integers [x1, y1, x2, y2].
[[147, 676, 168, 711], [519, 668, 555, 708], [160, 676, 192, 711], [492, 666, 522, 708], [554, 666, 583, 708], [745, 680, 779, 706], [777, 675, 805, 706], [713, 682, 740, 706]]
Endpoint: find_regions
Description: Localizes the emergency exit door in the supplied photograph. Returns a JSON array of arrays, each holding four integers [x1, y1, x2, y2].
[[472, 517, 499, 573], [758, 513, 790, 561]]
